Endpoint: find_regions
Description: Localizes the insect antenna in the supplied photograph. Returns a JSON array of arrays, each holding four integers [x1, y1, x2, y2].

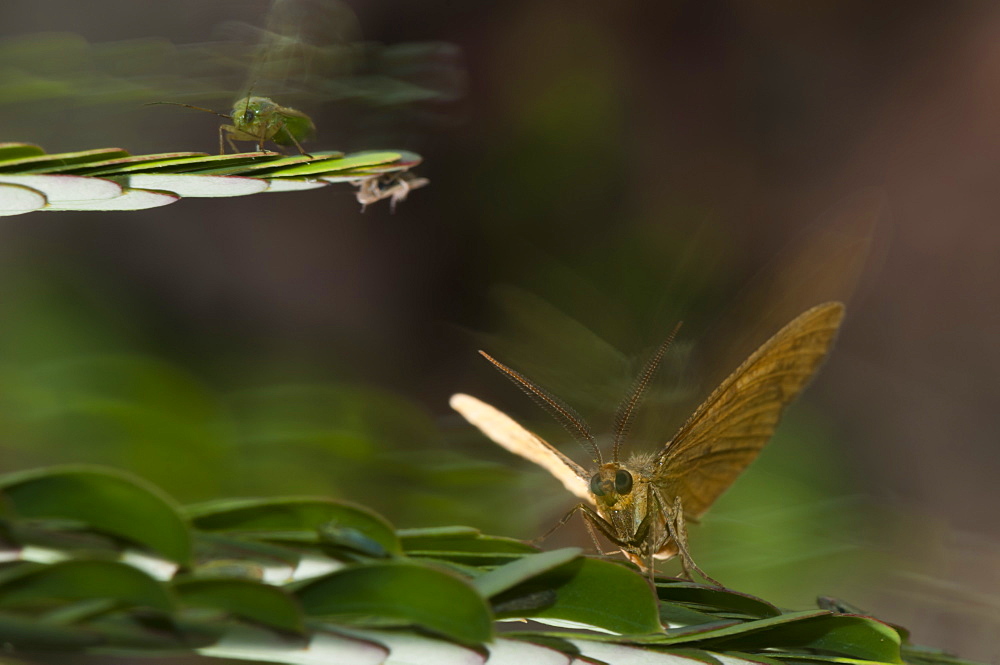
[[144, 102, 231, 120], [479, 350, 603, 464], [611, 321, 683, 462]]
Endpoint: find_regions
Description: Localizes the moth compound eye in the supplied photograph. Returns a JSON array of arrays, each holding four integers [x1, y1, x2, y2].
[[615, 469, 633, 495], [244, 109, 256, 122], [590, 474, 605, 496]]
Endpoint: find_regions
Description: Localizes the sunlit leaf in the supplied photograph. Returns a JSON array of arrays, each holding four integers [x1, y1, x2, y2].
[[294, 560, 493, 646], [173, 577, 305, 634], [0, 560, 173, 612], [0, 466, 192, 565]]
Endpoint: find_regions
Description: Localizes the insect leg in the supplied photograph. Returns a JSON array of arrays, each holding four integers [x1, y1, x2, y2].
[[651, 488, 723, 587], [220, 125, 240, 154], [279, 121, 312, 157], [668, 496, 723, 587], [535, 503, 611, 554]]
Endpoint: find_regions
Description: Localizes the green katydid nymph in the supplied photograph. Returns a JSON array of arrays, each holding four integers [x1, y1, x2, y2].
[[148, 95, 316, 155]]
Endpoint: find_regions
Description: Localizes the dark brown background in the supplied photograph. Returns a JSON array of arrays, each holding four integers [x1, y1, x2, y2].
[[1, 1, 998, 659]]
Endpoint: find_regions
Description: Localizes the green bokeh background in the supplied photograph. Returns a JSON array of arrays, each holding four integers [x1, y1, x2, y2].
[[2, 1, 998, 659]]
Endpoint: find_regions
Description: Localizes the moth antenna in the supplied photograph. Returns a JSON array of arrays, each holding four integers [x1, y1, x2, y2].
[[144, 102, 231, 120], [479, 350, 602, 464], [611, 321, 683, 462]]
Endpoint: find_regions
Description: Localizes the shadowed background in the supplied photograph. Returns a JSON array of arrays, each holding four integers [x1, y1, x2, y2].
[[1, 1, 998, 660]]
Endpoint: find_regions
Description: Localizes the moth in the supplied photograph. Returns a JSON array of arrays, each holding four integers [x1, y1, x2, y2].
[[450, 301, 845, 584]]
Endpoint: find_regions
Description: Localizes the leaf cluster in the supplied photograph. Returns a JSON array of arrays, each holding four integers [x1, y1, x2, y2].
[[0, 465, 969, 665], [0, 142, 424, 215]]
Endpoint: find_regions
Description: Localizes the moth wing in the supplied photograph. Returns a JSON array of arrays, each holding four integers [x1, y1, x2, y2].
[[450, 393, 593, 504], [655, 302, 845, 519]]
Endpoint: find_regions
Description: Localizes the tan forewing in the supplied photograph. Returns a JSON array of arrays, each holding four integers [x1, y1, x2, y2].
[[655, 302, 845, 518], [449, 393, 593, 504]]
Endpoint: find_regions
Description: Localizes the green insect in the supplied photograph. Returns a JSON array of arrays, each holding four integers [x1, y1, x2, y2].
[[148, 95, 316, 155]]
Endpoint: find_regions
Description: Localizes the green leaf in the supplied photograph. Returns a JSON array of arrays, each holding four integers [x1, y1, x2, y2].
[[187, 497, 401, 556], [656, 582, 782, 619], [0, 465, 192, 565], [0, 148, 130, 173], [0, 610, 103, 649], [519, 557, 662, 635], [294, 560, 493, 646], [173, 577, 305, 634], [648, 610, 902, 663], [401, 528, 538, 555], [0, 560, 173, 612], [262, 152, 403, 178], [0, 142, 45, 161], [472, 547, 582, 597], [704, 614, 901, 663]]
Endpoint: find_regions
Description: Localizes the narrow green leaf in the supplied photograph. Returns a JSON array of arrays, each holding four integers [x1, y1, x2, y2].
[[173, 577, 305, 634], [401, 531, 537, 554], [0, 610, 103, 649], [646, 610, 902, 663], [0, 465, 192, 565], [294, 560, 493, 646], [0, 148, 131, 173], [702, 614, 901, 663], [263, 152, 402, 178], [397, 526, 481, 539], [69, 152, 211, 176], [656, 582, 781, 619], [187, 497, 401, 556], [0, 143, 45, 161], [0, 560, 173, 612]]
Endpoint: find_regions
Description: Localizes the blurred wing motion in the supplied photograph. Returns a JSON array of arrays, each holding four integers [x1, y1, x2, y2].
[[449, 393, 592, 504], [655, 301, 845, 519], [220, 0, 464, 110]]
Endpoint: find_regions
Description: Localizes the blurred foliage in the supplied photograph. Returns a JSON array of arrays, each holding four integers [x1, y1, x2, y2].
[[1, 0, 990, 660], [0, 0, 464, 153], [0, 463, 974, 665]]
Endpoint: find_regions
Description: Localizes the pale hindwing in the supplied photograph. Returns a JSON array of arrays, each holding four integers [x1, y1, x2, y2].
[[449, 393, 593, 504], [655, 302, 845, 518]]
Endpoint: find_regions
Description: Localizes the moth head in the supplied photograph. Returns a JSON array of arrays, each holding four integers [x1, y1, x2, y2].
[[589, 463, 634, 506]]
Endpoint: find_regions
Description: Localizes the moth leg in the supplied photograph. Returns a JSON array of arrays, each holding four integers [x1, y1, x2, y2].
[[663, 494, 723, 587], [581, 512, 614, 556], [534, 503, 614, 556], [534, 503, 581, 545]]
